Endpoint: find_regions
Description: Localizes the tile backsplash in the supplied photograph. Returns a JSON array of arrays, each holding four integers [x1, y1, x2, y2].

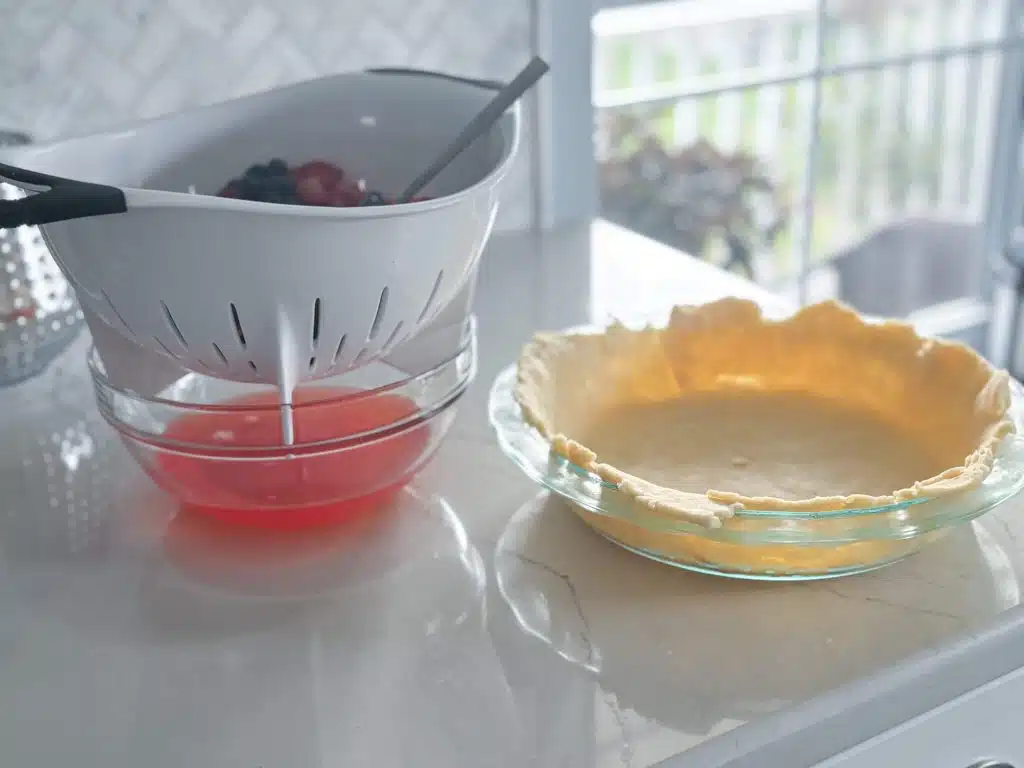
[[0, 0, 537, 230]]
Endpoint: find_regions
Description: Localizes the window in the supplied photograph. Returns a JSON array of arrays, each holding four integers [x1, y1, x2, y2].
[[586, 0, 1024, 350]]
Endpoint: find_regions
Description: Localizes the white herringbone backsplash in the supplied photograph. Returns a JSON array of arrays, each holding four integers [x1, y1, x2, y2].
[[0, 0, 537, 230]]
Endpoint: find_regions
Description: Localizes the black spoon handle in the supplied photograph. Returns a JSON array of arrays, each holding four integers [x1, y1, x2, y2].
[[396, 56, 549, 203]]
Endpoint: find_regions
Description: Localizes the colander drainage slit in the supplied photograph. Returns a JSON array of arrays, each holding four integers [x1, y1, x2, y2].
[[211, 343, 228, 366], [384, 321, 404, 349], [229, 303, 247, 349], [311, 298, 322, 349], [160, 301, 188, 347], [308, 356, 317, 371], [247, 361, 258, 373], [100, 290, 133, 334], [153, 336, 179, 359], [369, 287, 389, 340], [332, 334, 348, 364], [353, 348, 368, 365], [418, 271, 444, 324]]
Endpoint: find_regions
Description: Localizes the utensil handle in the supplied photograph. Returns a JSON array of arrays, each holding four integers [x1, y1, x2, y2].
[[365, 67, 505, 91], [396, 56, 548, 203], [0, 162, 127, 228]]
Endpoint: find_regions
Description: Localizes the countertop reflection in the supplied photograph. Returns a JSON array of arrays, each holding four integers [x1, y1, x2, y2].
[[491, 493, 1022, 764], [2, 221, 1024, 768]]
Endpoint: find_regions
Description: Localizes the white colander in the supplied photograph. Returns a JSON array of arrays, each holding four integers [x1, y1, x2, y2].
[[0, 69, 518, 440]]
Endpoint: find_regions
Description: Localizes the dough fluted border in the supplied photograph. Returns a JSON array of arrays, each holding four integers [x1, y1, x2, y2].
[[514, 299, 1015, 528]]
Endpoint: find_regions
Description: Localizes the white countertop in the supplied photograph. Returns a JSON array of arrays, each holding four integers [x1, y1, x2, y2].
[[2, 220, 1023, 768]]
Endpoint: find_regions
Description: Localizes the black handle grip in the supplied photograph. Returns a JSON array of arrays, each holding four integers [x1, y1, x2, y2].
[[365, 67, 504, 91], [0, 162, 127, 228]]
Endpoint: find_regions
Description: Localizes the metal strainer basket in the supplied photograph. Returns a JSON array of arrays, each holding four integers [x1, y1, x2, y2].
[[0, 131, 83, 386]]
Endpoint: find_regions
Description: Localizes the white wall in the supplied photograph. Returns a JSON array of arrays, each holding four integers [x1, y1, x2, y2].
[[0, 0, 539, 230]]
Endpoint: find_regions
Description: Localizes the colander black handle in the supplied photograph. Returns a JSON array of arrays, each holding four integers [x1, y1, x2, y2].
[[0, 162, 127, 228], [364, 67, 505, 91]]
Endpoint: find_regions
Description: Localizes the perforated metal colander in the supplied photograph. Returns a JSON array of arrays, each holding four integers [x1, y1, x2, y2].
[[0, 131, 82, 387]]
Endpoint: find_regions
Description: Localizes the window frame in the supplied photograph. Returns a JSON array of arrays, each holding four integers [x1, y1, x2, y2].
[[543, 0, 1024, 344]]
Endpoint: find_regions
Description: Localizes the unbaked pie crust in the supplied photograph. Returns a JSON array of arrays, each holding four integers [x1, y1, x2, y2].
[[515, 299, 1014, 529]]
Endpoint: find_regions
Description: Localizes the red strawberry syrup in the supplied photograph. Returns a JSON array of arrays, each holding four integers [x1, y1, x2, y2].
[[153, 388, 431, 528]]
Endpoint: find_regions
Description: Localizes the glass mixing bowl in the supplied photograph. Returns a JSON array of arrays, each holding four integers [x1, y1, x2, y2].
[[90, 332, 475, 527], [489, 365, 1024, 580]]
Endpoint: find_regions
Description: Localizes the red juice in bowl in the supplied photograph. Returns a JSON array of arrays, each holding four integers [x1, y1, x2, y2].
[[155, 387, 432, 528]]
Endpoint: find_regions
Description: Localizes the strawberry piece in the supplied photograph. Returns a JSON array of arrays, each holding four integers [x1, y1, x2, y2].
[[329, 179, 363, 207], [295, 175, 332, 205], [293, 161, 347, 205], [292, 160, 344, 188], [325, 188, 351, 207]]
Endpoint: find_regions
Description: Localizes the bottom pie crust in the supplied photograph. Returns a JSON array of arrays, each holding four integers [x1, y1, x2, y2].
[[515, 299, 1015, 529]]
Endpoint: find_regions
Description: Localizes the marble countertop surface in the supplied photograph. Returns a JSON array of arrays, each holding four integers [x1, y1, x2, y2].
[[1, 220, 1022, 768]]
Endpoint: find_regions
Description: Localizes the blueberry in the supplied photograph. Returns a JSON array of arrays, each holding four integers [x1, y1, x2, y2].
[[267, 158, 288, 176], [362, 191, 387, 206], [244, 164, 270, 180], [265, 175, 297, 198], [234, 178, 259, 199], [242, 182, 268, 202]]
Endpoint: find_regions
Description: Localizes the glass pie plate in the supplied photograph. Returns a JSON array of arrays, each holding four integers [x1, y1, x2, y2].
[[489, 365, 1024, 581]]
